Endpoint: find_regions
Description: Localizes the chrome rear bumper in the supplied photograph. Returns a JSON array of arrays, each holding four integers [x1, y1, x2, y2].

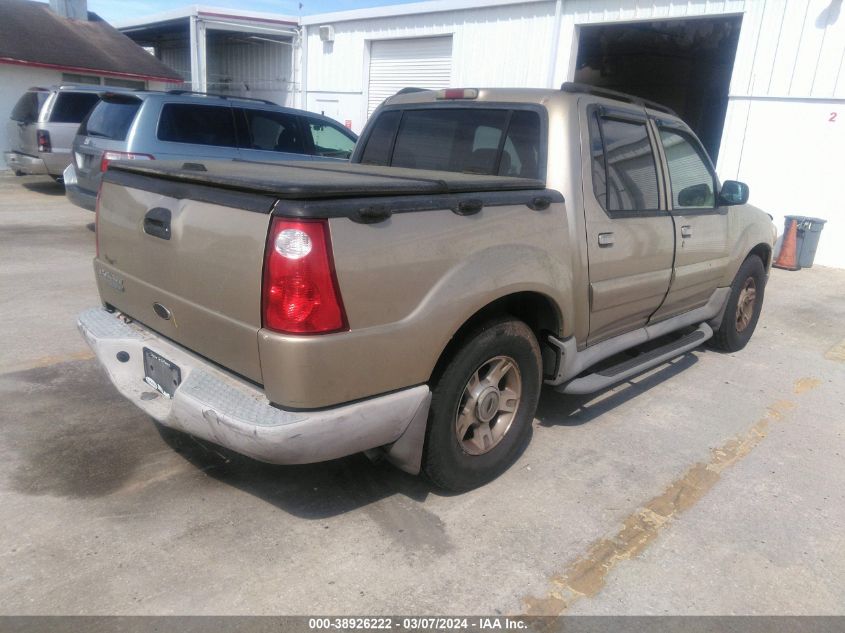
[[77, 307, 431, 470]]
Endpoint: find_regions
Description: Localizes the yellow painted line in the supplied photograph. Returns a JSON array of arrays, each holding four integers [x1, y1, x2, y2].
[[793, 377, 822, 394], [522, 376, 822, 616], [825, 339, 845, 362], [0, 350, 95, 375]]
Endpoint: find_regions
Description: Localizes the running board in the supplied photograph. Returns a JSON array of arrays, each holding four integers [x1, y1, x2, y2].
[[556, 323, 713, 395]]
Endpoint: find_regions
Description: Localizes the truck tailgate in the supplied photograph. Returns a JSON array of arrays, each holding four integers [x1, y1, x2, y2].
[[94, 172, 275, 383]]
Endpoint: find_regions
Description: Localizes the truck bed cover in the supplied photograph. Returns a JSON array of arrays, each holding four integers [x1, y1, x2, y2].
[[105, 159, 547, 201]]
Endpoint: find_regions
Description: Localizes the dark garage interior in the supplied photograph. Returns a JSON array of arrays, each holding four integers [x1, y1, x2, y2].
[[574, 16, 742, 160]]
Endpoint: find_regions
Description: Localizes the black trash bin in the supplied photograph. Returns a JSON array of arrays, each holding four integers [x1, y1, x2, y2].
[[784, 216, 828, 268]]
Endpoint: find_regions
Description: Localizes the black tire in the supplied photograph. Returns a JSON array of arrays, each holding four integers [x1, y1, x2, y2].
[[422, 318, 542, 491], [51, 176, 63, 184], [710, 255, 766, 352]]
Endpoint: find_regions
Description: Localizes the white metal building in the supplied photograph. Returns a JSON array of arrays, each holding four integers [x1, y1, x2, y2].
[[121, 0, 845, 268], [118, 6, 299, 106]]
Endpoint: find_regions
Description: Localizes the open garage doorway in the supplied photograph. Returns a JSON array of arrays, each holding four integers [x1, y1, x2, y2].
[[574, 16, 741, 161]]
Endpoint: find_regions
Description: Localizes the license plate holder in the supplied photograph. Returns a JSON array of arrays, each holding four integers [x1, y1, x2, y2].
[[143, 347, 181, 398]]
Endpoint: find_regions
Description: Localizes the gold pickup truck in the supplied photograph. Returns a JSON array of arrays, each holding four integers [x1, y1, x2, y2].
[[78, 84, 776, 491]]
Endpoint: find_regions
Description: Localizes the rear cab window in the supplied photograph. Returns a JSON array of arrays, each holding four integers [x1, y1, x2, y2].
[[11, 90, 49, 123], [49, 92, 101, 124], [157, 103, 237, 147], [358, 106, 543, 179], [80, 95, 142, 141]]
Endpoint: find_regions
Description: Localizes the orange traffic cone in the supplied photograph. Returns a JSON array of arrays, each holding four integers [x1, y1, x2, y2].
[[773, 218, 800, 270]]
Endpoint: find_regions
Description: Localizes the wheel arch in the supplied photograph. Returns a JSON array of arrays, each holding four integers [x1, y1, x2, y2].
[[429, 291, 563, 385], [748, 242, 773, 271]]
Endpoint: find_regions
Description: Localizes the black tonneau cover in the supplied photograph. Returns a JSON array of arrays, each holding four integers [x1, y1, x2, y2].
[[106, 159, 546, 200]]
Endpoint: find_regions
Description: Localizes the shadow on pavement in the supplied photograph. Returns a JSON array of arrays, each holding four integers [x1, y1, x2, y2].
[[2, 350, 699, 520], [22, 180, 64, 196], [536, 352, 699, 427], [155, 423, 442, 519]]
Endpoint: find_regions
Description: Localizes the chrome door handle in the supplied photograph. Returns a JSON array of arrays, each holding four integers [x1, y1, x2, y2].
[[598, 232, 614, 247], [681, 225, 692, 238]]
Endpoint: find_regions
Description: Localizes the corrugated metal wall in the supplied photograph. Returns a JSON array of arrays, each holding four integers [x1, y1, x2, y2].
[[207, 36, 294, 105], [159, 45, 191, 86], [157, 35, 294, 105]]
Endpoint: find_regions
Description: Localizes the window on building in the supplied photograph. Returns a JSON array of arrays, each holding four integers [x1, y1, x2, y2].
[[658, 128, 716, 209], [62, 73, 101, 85], [589, 112, 660, 213], [49, 92, 101, 124], [306, 118, 356, 158], [104, 78, 146, 90], [157, 104, 237, 147]]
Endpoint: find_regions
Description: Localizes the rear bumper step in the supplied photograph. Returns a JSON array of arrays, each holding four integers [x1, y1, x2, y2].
[[557, 323, 713, 395], [77, 307, 431, 470]]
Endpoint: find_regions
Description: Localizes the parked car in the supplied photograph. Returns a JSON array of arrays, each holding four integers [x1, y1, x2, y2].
[[64, 90, 358, 211], [4, 85, 122, 182], [78, 83, 776, 491]]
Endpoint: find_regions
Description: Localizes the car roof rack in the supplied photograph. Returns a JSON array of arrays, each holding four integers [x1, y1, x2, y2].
[[165, 90, 277, 106], [560, 81, 677, 116]]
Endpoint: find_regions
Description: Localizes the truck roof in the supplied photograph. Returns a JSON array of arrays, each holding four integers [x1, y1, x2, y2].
[[382, 83, 677, 117]]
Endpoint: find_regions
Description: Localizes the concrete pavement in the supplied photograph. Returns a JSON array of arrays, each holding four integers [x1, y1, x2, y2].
[[0, 173, 843, 615]]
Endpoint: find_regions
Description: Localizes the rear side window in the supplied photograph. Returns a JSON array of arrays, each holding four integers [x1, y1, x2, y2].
[[359, 107, 542, 179], [157, 103, 237, 147], [80, 97, 142, 141], [49, 92, 101, 123], [10, 91, 47, 122], [241, 109, 304, 153], [306, 118, 356, 158], [589, 111, 660, 213]]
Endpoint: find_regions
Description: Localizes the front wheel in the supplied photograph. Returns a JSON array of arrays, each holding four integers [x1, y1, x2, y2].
[[422, 318, 542, 491], [710, 255, 766, 352]]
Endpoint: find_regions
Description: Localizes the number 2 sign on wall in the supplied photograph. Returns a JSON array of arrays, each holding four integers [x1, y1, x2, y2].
[[830, 112, 838, 122]]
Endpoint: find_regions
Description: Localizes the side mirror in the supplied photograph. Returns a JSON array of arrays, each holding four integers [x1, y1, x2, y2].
[[678, 183, 713, 207], [719, 180, 749, 206]]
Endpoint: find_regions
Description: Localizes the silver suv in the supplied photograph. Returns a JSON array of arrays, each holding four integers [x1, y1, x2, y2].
[[64, 91, 358, 211], [5, 85, 122, 181]]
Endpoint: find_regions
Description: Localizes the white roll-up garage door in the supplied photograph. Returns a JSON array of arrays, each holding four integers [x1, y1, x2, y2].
[[367, 36, 453, 117]]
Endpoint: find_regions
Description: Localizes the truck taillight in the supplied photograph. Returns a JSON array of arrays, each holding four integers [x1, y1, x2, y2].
[[100, 151, 154, 173], [37, 130, 51, 153], [262, 218, 347, 335]]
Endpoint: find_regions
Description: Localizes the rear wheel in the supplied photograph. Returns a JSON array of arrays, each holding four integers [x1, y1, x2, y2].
[[710, 255, 766, 352], [423, 318, 542, 491]]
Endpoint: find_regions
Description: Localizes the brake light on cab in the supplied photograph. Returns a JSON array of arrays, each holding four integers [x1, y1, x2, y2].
[[262, 218, 347, 335], [436, 88, 479, 100], [100, 151, 154, 173]]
